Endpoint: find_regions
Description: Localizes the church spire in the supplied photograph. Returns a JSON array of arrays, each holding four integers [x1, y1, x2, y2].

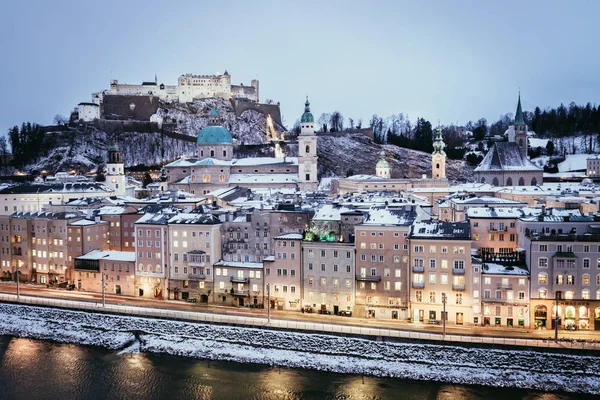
[[515, 92, 525, 125], [432, 126, 446, 155]]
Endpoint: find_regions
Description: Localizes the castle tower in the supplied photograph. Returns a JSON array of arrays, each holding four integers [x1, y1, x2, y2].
[[376, 151, 391, 179], [431, 126, 446, 179], [297, 97, 318, 191], [105, 141, 126, 196], [514, 93, 528, 158]]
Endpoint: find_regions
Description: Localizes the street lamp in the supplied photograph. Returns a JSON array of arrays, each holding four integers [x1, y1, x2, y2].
[[442, 292, 447, 337], [555, 291, 561, 343]]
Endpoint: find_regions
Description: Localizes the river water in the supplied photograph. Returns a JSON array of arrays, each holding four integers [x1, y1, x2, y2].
[[0, 336, 592, 400]]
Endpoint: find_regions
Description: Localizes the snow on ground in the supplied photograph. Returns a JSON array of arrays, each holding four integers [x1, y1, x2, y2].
[[558, 154, 591, 172], [0, 303, 599, 394], [529, 138, 549, 149]]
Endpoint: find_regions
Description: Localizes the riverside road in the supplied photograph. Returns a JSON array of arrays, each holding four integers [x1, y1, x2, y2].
[[1, 282, 598, 342]]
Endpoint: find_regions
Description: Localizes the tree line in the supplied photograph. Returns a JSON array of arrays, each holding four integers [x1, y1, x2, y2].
[[7, 123, 46, 168]]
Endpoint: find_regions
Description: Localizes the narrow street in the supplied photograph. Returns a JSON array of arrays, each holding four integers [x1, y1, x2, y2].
[[1, 283, 599, 342]]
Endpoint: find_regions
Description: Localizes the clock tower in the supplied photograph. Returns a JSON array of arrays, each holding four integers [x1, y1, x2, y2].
[[431, 126, 446, 179], [105, 141, 126, 196], [297, 97, 318, 191]]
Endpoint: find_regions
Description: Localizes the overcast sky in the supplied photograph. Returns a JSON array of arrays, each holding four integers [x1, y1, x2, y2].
[[1, 0, 598, 132]]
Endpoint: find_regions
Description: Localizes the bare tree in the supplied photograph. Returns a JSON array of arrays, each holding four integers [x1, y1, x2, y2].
[[53, 114, 68, 126], [317, 113, 331, 132], [330, 111, 344, 132], [348, 118, 354, 130]]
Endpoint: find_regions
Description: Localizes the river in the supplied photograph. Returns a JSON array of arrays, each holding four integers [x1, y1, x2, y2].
[[0, 336, 592, 400]]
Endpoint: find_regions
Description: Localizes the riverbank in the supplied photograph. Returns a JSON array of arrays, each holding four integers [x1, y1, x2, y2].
[[0, 302, 599, 395]]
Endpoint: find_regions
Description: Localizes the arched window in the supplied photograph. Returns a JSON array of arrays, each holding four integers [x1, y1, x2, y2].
[[506, 177, 513, 186], [518, 177, 525, 186], [436, 163, 440, 169], [481, 177, 486, 183], [305, 145, 310, 154], [200, 150, 204, 157], [223, 149, 227, 157], [138, 263, 143, 271], [156, 264, 161, 273], [531, 177, 537, 186], [492, 177, 499, 186], [519, 138, 523, 147], [210, 150, 215, 157]]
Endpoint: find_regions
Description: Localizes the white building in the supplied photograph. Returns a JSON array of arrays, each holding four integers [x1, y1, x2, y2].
[[77, 102, 100, 122], [297, 98, 319, 192]]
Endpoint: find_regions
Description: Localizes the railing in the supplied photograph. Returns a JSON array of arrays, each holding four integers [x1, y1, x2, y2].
[[452, 268, 465, 275], [452, 283, 465, 291], [188, 274, 206, 280], [412, 281, 425, 289], [498, 283, 513, 290], [489, 226, 508, 232], [232, 290, 249, 296], [412, 265, 424, 273], [230, 276, 249, 283], [525, 232, 600, 242], [356, 275, 381, 282]]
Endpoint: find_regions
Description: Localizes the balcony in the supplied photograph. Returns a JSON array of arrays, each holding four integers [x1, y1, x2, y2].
[[230, 276, 249, 284], [412, 265, 424, 273], [232, 290, 249, 297], [497, 283, 513, 290], [356, 274, 381, 282], [452, 283, 465, 291], [452, 268, 465, 275], [412, 281, 425, 289], [188, 274, 206, 280], [489, 226, 507, 232]]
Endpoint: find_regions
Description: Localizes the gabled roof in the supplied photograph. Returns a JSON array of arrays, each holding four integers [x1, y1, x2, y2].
[[410, 221, 471, 240], [474, 142, 541, 172]]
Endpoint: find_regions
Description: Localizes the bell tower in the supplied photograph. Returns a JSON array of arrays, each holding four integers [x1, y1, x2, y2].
[[297, 97, 318, 191], [105, 141, 126, 196], [431, 126, 446, 179]]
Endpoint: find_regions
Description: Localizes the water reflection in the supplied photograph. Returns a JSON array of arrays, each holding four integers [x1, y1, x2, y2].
[[0, 337, 593, 400]]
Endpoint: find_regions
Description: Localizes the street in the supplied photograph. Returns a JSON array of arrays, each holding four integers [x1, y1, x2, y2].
[[2, 282, 599, 342]]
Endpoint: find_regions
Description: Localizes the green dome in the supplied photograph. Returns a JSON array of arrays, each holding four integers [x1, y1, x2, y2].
[[301, 98, 314, 123], [197, 125, 233, 145], [376, 151, 389, 169], [376, 158, 390, 169], [108, 143, 120, 152]]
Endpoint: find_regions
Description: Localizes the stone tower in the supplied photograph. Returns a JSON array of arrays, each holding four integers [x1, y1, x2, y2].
[[105, 141, 126, 196], [514, 93, 528, 158], [376, 151, 391, 179], [297, 97, 318, 191], [431, 126, 446, 179]]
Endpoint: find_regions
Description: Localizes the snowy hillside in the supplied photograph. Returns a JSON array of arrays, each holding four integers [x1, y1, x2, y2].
[[317, 132, 474, 182], [159, 98, 285, 146]]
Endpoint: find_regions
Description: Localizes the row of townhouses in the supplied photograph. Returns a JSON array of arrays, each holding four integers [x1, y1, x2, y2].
[[2, 196, 600, 331]]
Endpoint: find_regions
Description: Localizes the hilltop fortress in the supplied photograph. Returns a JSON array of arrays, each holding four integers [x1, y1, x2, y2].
[[96, 70, 258, 104]]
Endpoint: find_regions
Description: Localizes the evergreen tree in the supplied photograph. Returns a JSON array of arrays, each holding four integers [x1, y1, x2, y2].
[[142, 172, 153, 188]]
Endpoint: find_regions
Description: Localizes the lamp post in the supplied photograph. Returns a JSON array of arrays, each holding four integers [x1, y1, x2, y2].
[[442, 292, 447, 337], [267, 283, 271, 325], [555, 291, 561, 343], [102, 272, 106, 307], [15, 267, 20, 302]]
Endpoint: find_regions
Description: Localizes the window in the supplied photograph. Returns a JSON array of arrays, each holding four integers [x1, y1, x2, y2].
[[429, 259, 436, 269], [429, 273, 436, 284], [538, 273, 547, 284], [415, 291, 422, 302], [413, 245, 424, 253], [538, 258, 548, 268], [429, 291, 436, 303]]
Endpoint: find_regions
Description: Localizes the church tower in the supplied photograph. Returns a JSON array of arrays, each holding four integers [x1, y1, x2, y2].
[[514, 93, 528, 158], [297, 97, 318, 191], [431, 126, 446, 179], [376, 151, 391, 179], [105, 141, 126, 196]]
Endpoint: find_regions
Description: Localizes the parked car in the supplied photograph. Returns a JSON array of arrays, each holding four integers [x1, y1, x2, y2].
[[338, 310, 353, 317]]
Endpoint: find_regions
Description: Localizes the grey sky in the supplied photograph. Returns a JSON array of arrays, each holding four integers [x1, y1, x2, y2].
[[1, 0, 598, 132]]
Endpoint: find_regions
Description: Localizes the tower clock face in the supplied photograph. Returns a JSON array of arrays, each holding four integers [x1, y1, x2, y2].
[[434, 154, 441, 161]]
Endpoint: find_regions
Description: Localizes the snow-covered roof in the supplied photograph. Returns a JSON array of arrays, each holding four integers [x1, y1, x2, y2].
[[452, 196, 523, 205], [213, 260, 264, 269], [135, 213, 173, 225], [313, 204, 354, 221], [96, 206, 130, 215], [69, 219, 103, 226], [168, 213, 221, 225], [345, 174, 384, 181], [228, 174, 298, 184], [362, 206, 417, 226], [165, 158, 231, 168], [467, 207, 528, 219], [482, 262, 529, 276], [410, 221, 471, 239], [275, 233, 303, 240], [76, 250, 135, 263], [232, 157, 298, 166], [474, 142, 541, 172]]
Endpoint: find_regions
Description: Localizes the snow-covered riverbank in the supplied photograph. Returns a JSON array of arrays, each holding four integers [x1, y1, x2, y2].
[[0, 303, 599, 394]]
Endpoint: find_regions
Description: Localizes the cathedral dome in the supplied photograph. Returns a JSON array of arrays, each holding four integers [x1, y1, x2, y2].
[[376, 152, 390, 169], [196, 126, 233, 145]]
